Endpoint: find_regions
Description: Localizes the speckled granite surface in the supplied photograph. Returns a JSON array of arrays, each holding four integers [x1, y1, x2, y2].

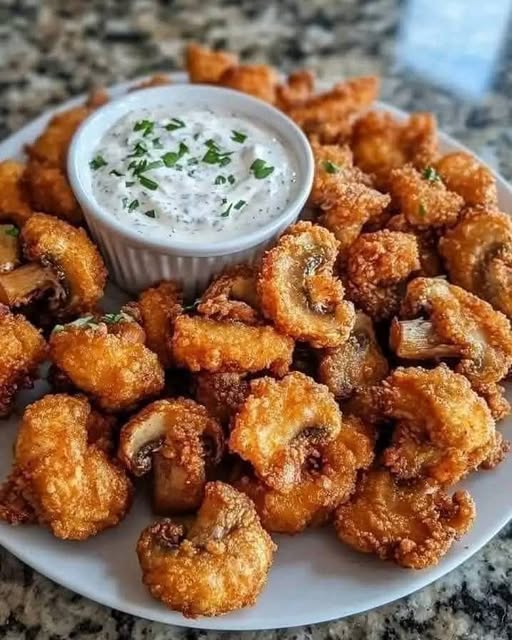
[[1, 1, 512, 638]]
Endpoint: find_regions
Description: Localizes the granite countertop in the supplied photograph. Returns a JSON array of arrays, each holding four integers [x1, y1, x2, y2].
[[1, 1, 512, 638]]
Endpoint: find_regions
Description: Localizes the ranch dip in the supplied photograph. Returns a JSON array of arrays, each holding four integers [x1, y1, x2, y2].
[[89, 106, 297, 243]]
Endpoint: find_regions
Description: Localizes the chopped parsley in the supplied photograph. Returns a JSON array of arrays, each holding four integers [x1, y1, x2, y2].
[[165, 117, 185, 131], [139, 175, 158, 191], [133, 119, 155, 137], [422, 166, 441, 182], [418, 203, 427, 217], [231, 130, 247, 143], [125, 180, 135, 187], [145, 160, 164, 171], [323, 160, 339, 174], [203, 147, 233, 166], [250, 158, 274, 179], [109, 168, 124, 177], [128, 198, 140, 211], [215, 175, 226, 185], [227, 174, 236, 185], [90, 155, 107, 170], [234, 199, 246, 210], [144, 209, 156, 218], [152, 137, 163, 149], [122, 196, 129, 208], [162, 142, 189, 168], [220, 202, 233, 217], [128, 142, 148, 158], [4, 226, 19, 237]]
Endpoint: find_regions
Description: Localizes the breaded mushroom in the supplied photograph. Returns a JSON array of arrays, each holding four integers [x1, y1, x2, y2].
[[0, 213, 107, 319], [377, 365, 503, 486], [334, 469, 475, 569], [218, 64, 279, 103], [0, 394, 132, 539], [137, 482, 275, 617], [0, 305, 47, 417], [186, 43, 238, 84], [194, 372, 250, 425], [344, 230, 420, 321], [49, 315, 165, 412], [0, 161, 34, 228], [388, 164, 463, 229], [434, 151, 498, 208]]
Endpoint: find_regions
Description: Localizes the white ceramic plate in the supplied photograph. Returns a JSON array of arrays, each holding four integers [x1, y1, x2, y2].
[[0, 73, 511, 631]]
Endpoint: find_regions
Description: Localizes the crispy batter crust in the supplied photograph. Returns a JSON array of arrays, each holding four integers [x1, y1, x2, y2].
[[334, 469, 475, 569], [186, 43, 238, 84], [435, 152, 497, 208], [198, 265, 260, 325], [0, 161, 33, 227], [172, 315, 294, 376], [194, 372, 250, 425], [137, 482, 275, 617]]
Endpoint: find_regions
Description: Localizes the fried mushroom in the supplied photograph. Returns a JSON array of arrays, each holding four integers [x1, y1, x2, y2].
[[344, 230, 420, 321], [0, 161, 33, 228], [434, 151, 498, 208], [377, 365, 502, 486], [0, 213, 107, 319], [0, 394, 132, 539], [137, 481, 276, 617], [185, 43, 238, 84], [49, 316, 165, 412], [236, 415, 375, 534], [119, 398, 224, 514], [258, 222, 355, 347], [334, 469, 475, 569], [172, 315, 294, 376], [439, 207, 512, 318], [229, 372, 342, 490], [0, 305, 47, 417], [194, 372, 250, 425], [218, 64, 279, 103]]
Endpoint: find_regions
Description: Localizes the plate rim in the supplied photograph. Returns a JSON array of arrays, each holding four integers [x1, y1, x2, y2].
[[0, 71, 511, 631]]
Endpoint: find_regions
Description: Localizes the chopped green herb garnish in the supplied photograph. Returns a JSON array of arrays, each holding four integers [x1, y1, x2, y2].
[[178, 142, 189, 155], [133, 119, 155, 137], [162, 142, 188, 168], [144, 209, 156, 218], [4, 226, 19, 237], [109, 169, 124, 177], [205, 138, 219, 149], [122, 197, 129, 208], [128, 142, 148, 158], [227, 174, 235, 185], [128, 198, 140, 211], [231, 130, 247, 143], [165, 118, 185, 131], [187, 157, 199, 166], [221, 202, 233, 217], [90, 155, 107, 170], [203, 148, 222, 164], [234, 200, 246, 210], [250, 158, 274, 179], [418, 203, 427, 217], [215, 175, 226, 185], [323, 160, 339, 174], [145, 160, 164, 171], [129, 158, 148, 175], [219, 156, 232, 167], [193, 133, 200, 141], [125, 181, 135, 187], [422, 166, 441, 182], [139, 175, 158, 191], [152, 137, 163, 149]]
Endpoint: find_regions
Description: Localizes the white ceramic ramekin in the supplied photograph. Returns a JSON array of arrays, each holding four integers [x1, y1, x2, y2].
[[68, 84, 314, 297]]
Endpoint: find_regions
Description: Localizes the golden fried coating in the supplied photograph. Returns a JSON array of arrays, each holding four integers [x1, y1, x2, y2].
[[198, 265, 260, 324], [194, 372, 249, 425], [345, 230, 420, 321], [390, 278, 512, 395], [186, 43, 238, 84], [258, 222, 355, 348], [22, 161, 82, 225], [0, 394, 132, 539], [236, 415, 375, 534], [275, 69, 315, 112], [439, 208, 512, 318], [318, 312, 389, 400], [119, 398, 224, 514], [49, 320, 165, 412], [125, 281, 183, 368], [12, 213, 107, 317], [0, 305, 47, 417], [26, 105, 91, 169], [172, 315, 294, 376], [435, 151, 498, 208], [351, 111, 438, 189], [0, 161, 33, 228], [230, 372, 342, 490], [377, 365, 500, 486], [286, 76, 379, 138], [129, 75, 171, 91], [218, 64, 279, 103], [334, 469, 475, 569], [310, 141, 390, 254], [388, 164, 463, 229], [137, 482, 275, 617], [386, 213, 443, 276]]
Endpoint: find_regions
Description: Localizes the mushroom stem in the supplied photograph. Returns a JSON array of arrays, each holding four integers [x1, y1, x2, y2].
[[0, 226, 20, 274], [390, 317, 464, 359], [0, 263, 57, 306]]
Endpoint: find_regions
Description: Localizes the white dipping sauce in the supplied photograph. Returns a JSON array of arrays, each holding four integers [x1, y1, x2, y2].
[[90, 106, 297, 243]]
